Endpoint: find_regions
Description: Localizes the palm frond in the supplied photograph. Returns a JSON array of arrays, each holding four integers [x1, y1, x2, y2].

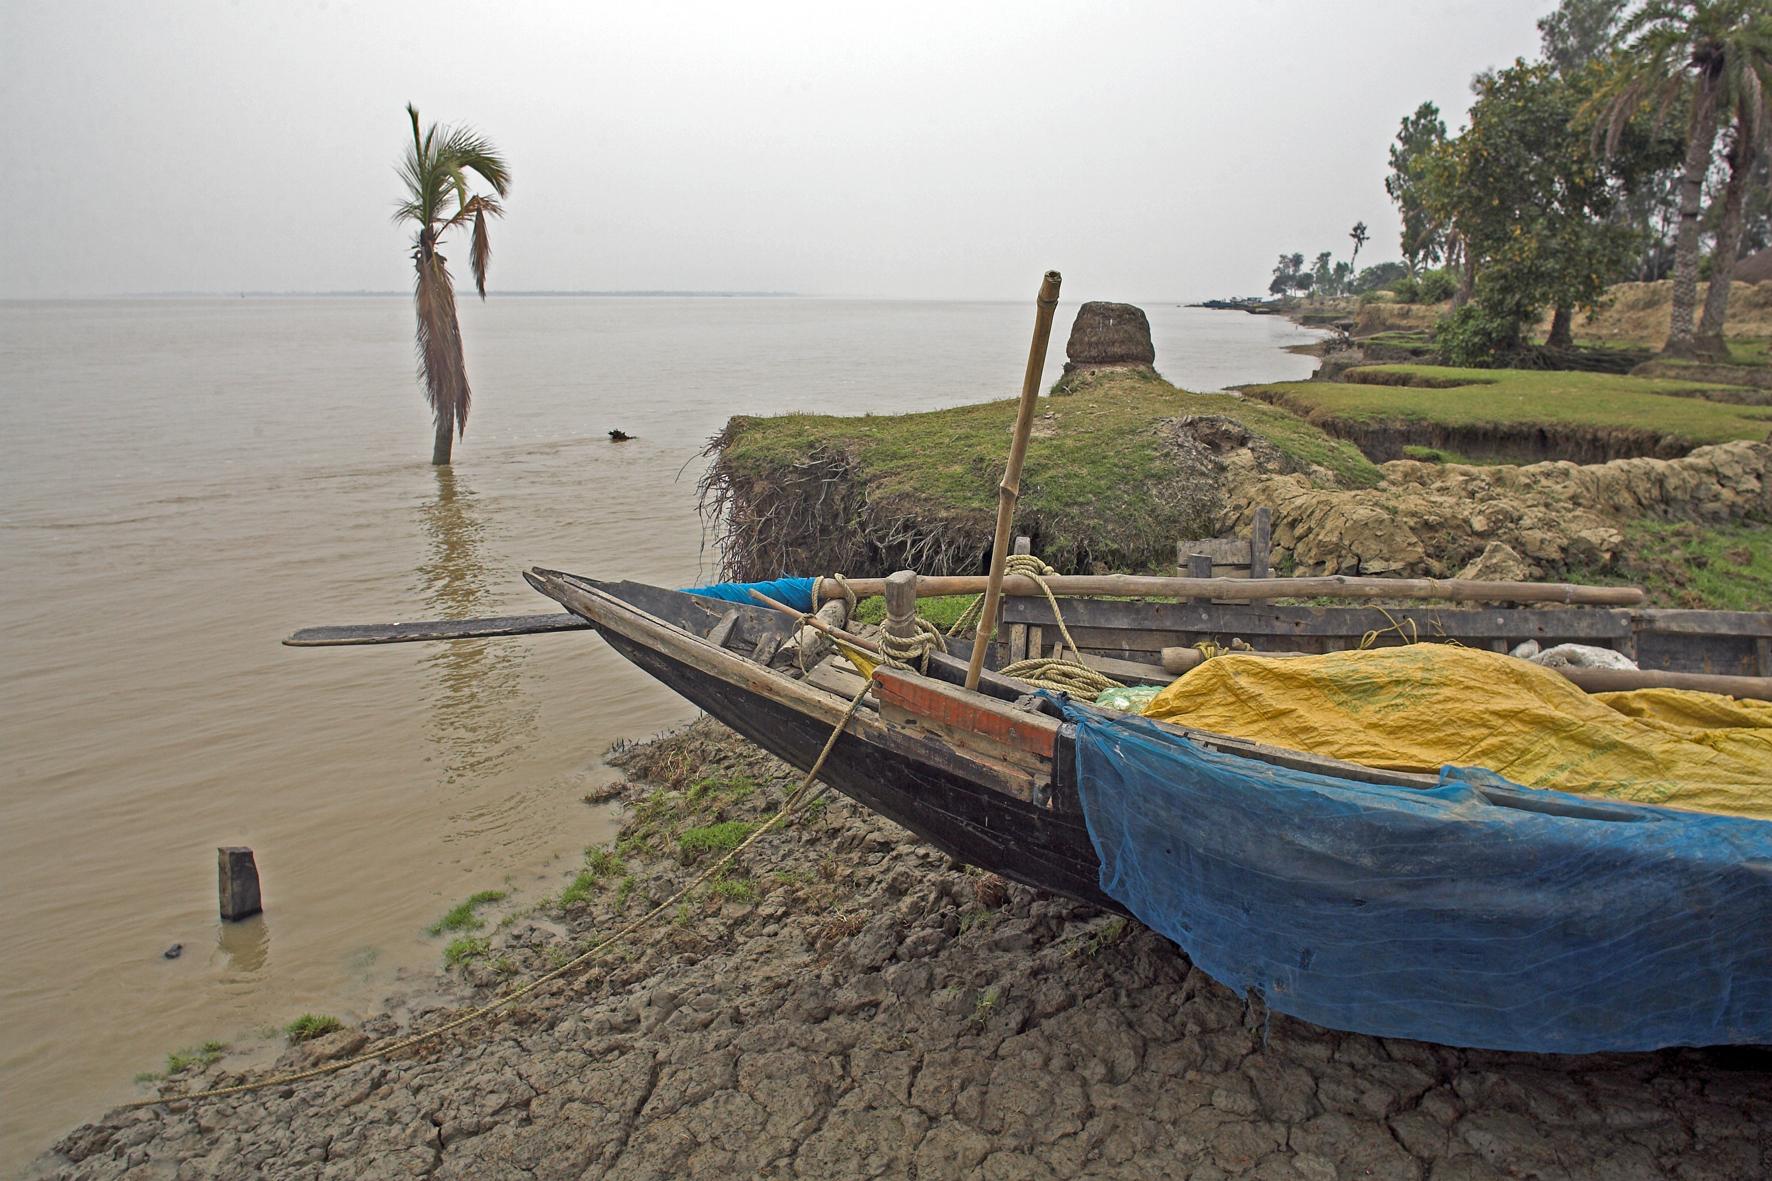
[[439, 126, 512, 197], [470, 206, 493, 299], [413, 249, 471, 438]]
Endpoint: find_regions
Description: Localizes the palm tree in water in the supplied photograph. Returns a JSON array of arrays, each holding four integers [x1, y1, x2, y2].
[[395, 104, 511, 464]]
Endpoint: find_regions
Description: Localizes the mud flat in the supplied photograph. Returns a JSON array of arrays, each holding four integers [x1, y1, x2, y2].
[[31, 719, 1772, 1180]]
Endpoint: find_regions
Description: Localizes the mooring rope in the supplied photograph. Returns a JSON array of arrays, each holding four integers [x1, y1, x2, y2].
[[129, 681, 875, 1110], [942, 553, 1116, 698]]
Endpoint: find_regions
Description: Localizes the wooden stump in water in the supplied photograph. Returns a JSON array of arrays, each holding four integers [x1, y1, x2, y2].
[[218, 846, 262, 921]]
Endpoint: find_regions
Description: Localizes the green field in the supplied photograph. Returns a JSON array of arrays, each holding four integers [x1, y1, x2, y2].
[[1245, 365, 1772, 447]]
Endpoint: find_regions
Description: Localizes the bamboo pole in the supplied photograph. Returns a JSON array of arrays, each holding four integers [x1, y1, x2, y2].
[[822, 572, 1646, 608], [966, 271, 1063, 690]]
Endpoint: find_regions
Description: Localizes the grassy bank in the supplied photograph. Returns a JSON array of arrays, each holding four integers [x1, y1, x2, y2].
[[701, 369, 1376, 581], [1245, 364, 1771, 463], [1566, 518, 1772, 613]]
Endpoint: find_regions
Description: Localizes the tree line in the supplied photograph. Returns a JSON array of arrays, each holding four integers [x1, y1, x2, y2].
[[1383, 0, 1770, 364]]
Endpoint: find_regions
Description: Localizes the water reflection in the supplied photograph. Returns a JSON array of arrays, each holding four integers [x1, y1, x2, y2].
[[416, 468, 536, 783], [214, 914, 270, 974]]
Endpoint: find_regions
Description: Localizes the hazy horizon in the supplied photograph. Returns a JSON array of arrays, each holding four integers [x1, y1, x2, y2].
[[4, 1, 1553, 302]]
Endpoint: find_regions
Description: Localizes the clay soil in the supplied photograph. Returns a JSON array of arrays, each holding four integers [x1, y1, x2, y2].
[[32, 720, 1771, 1180]]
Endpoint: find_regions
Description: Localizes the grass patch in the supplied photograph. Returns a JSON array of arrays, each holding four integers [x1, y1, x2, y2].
[[1567, 518, 1772, 611], [678, 820, 760, 860], [970, 987, 1002, 1031], [166, 1040, 226, 1074], [852, 593, 975, 630], [427, 889, 507, 936], [443, 936, 490, 966], [559, 847, 628, 909], [284, 1014, 343, 1042], [709, 877, 758, 903], [1247, 365, 1770, 449], [615, 874, 636, 910], [686, 773, 756, 807], [704, 370, 1378, 580]]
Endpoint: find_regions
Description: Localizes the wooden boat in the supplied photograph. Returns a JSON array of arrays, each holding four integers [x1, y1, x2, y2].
[[519, 568, 1772, 1054]]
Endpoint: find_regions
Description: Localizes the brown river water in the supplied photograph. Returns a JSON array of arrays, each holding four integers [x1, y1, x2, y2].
[[0, 295, 1322, 1166]]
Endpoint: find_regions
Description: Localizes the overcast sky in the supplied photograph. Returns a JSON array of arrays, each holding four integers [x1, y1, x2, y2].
[[2, 1, 1554, 301]]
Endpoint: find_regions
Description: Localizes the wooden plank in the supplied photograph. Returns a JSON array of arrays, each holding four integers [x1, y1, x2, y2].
[[873, 669, 1058, 760], [1249, 507, 1272, 580], [704, 609, 740, 651], [1186, 553, 1213, 599], [1760, 638, 1772, 678], [804, 656, 873, 701], [1001, 598, 1636, 641], [1636, 632, 1762, 677], [1633, 609, 1772, 637], [1177, 537, 1252, 567]]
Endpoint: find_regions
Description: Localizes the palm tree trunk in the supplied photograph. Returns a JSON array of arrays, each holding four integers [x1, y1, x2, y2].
[[432, 409, 454, 465], [1546, 305, 1574, 348], [1663, 75, 1719, 359], [1695, 132, 1756, 361]]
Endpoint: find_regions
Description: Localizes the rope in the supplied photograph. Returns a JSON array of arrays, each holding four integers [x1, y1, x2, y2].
[[1358, 606, 1419, 650], [876, 616, 946, 673], [996, 657, 1116, 698], [130, 681, 875, 1109], [957, 554, 1115, 698]]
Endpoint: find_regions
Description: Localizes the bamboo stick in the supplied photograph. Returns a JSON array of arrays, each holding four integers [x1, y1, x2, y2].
[[966, 270, 1063, 690], [821, 572, 1646, 607]]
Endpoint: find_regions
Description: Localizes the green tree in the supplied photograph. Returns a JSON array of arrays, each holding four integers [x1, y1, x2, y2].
[[1310, 251, 1335, 299], [1385, 102, 1449, 274], [1437, 61, 1643, 360], [396, 104, 512, 465], [1593, 0, 1771, 358], [1352, 261, 1409, 293], [1538, 0, 1631, 75], [1348, 220, 1370, 274]]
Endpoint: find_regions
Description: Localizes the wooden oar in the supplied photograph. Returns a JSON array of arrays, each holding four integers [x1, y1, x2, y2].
[[284, 613, 590, 647], [967, 270, 1063, 691]]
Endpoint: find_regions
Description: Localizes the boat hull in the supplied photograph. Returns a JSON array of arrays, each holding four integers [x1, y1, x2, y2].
[[597, 624, 1121, 912]]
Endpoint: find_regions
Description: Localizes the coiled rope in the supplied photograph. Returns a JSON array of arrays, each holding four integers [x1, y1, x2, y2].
[[947, 553, 1116, 698], [129, 681, 875, 1109]]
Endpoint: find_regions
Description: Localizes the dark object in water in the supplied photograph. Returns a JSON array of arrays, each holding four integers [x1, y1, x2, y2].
[[608, 429, 632, 442], [521, 570, 1772, 1054], [162, 944, 183, 960]]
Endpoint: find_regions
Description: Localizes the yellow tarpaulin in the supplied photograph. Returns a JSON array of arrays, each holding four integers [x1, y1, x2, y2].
[[1140, 645, 1772, 821]]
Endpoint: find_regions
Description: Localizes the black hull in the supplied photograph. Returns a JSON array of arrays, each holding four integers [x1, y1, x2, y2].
[[599, 627, 1121, 913]]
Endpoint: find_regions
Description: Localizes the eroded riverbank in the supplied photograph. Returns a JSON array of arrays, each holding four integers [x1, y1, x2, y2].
[[34, 719, 1772, 1180]]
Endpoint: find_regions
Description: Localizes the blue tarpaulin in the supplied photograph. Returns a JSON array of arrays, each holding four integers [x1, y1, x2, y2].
[[681, 577, 818, 613], [1056, 698, 1772, 1053]]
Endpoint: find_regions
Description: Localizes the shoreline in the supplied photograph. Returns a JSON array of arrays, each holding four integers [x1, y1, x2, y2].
[[34, 718, 1772, 1178]]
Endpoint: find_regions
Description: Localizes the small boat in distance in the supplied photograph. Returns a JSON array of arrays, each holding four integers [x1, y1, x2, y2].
[[520, 568, 1772, 1056]]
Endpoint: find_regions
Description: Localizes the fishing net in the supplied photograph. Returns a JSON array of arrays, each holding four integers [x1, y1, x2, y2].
[[1057, 697, 1772, 1052]]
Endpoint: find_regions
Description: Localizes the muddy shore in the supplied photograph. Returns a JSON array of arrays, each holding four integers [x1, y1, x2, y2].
[[32, 719, 1771, 1180]]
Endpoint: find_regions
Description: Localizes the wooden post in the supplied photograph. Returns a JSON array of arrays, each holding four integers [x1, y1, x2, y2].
[[1250, 507, 1273, 580], [218, 847, 262, 921], [883, 569, 919, 646], [967, 270, 1063, 691], [1007, 537, 1032, 664], [1187, 552, 1212, 602]]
